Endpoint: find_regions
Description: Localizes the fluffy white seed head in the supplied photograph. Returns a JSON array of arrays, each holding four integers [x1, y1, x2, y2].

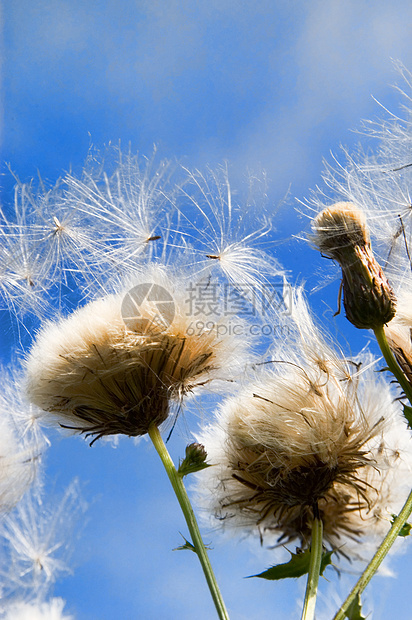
[[311, 202, 369, 257], [197, 357, 410, 558], [196, 288, 412, 561], [25, 266, 248, 442]]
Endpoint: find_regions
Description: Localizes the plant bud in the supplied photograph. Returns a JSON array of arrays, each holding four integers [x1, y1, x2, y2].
[[178, 443, 210, 477], [312, 202, 396, 329]]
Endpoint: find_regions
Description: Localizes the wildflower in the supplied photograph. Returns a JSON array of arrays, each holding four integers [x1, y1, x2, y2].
[[196, 290, 412, 560], [311, 202, 396, 329], [25, 265, 248, 443]]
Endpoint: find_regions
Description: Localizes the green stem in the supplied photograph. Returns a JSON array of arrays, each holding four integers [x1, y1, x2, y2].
[[301, 514, 323, 620], [374, 325, 412, 406], [333, 326, 412, 618], [148, 424, 230, 620], [333, 487, 412, 620]]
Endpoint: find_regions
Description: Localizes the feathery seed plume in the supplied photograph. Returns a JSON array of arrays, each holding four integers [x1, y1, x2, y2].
[[3, 598, 74, 620]]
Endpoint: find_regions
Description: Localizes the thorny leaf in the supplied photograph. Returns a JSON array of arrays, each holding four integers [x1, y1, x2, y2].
[[248, 548, 334, 580], [345, 593, 366, 620], [174, 535, 197, 553], [391, 514, 412, 537], [178, 460, 212, 477], [173, 534, 212, 554]]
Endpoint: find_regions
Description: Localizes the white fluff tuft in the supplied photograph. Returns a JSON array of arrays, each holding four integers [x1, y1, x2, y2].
[[3, 598, 73, 620]]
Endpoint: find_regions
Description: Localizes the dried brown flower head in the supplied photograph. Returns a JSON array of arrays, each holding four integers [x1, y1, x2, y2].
[[197, 352, 405, 556], [312, 202, 396, 329]]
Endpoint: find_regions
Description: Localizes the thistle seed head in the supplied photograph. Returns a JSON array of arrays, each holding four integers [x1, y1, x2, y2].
[[196, 354, 404, 556], [25, 268, 246, 443]]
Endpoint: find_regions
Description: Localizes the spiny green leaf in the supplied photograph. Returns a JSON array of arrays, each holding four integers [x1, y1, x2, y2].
[[345, 593, 366, 620], [178, 461, 212, 477], [391, 514, 412, 537], [248, 548, 334, 580], [173, 534, 212, 553], [320, 549, 334, 574], [173, 535, 197, 553], [403, 404, 412, 428]]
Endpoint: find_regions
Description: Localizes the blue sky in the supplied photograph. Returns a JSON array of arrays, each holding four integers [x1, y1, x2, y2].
[[3, 1, 412, 619]]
